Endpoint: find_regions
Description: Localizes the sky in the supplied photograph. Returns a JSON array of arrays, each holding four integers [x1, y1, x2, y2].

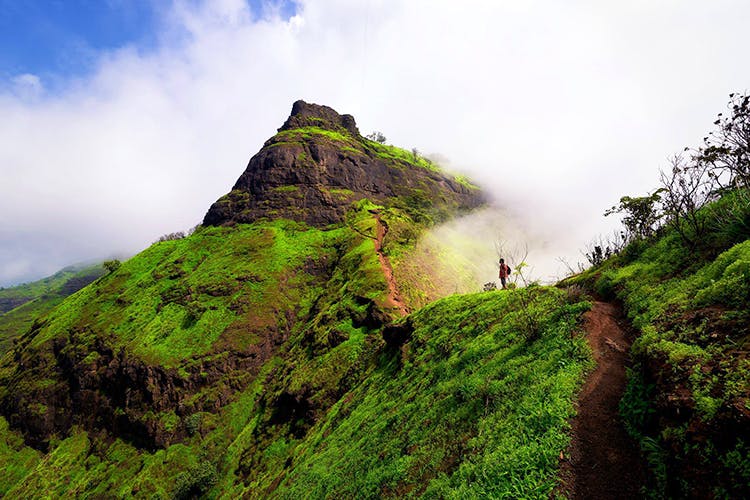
[[1, 0, 749, 287]]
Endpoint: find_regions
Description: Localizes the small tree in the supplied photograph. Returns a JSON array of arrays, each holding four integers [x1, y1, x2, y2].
[[604, 191, 663, 240], [156, 231, 186, 243], [103, 259, 121, 274], [692, 92, 750, 188], [659, 154, 715, 248], [581, 231, 627, 267], [366, 131, 387, 144]]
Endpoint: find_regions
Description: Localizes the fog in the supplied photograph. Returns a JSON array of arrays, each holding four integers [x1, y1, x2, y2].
[[2, 0, 749, 286]]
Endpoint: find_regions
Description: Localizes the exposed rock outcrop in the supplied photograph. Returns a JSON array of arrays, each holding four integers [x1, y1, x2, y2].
[[203, 100, 484, 227]]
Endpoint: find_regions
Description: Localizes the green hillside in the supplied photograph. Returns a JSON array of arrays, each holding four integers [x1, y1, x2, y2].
[[0, 283, 591, 498], [568, 191, 750, 496], [0, 198, 594, 498], [2, 96, 745, 498], [0, 264, 105, 355], [0, 101, 598, 498]]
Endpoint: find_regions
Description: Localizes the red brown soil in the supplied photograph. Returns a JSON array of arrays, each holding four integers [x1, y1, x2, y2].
[[373, 214, 409, 317], [555, 301, 646, 499]]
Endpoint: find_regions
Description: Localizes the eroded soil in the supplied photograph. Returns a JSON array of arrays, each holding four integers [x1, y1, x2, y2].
[[556, 301, 646, 499]]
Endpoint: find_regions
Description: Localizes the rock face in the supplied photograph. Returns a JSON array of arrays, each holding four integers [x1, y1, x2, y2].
[[203, 100, 484, 227]]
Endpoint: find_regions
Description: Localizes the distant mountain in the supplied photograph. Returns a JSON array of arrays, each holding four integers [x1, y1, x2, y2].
[[0, 263, 105, 355]]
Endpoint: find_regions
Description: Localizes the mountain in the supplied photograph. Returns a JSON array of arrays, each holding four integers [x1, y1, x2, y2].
[[2, 98, 747, 498], [0, 102, 596, 497], [0, 264, 106, 355], [203, 100, 482, 228]]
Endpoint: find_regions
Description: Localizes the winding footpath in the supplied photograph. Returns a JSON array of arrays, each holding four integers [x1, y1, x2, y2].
[[556, 301, 646, 499], [372, 213, 409, 317]]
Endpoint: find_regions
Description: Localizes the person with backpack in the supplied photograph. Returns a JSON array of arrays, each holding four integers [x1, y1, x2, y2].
[[498, 258, 511, 289]]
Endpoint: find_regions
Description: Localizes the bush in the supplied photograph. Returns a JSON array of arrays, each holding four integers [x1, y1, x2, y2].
[[156, 231, 186, 243], [366, 131, 387, 144], [173, 461, 217, 499], [103, 260, 121, 274]]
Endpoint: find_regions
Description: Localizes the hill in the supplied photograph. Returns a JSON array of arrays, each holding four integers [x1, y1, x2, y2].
[[567, 187, 750, 497], [0, 264, 105, 355], [0, 102, 597, 497]]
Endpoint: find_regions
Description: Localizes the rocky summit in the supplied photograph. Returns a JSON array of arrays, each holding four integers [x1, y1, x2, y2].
[[203, 100, 484, 227]]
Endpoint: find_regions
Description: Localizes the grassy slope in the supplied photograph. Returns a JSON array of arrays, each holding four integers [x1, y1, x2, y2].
[[0, 287, 592, 499], [567, 190, 750, 497], [0, 210, 391, 497], [21, 221, 342, 365], [0, 197, 592, 498], [0, 122, 591, 497], [269, 289, 592, 499], [0, 264, 105, 355]]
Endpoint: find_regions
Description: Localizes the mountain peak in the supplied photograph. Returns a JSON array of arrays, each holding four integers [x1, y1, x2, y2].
[[279, 100, 360, 137], [203, 102, 483, 227]]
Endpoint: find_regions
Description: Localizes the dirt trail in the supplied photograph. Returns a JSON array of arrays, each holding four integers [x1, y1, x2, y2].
[[556, 301, 645, 499], [372, 213, 409, 317]]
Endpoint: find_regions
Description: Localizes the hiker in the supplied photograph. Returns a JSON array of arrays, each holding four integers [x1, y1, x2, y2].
[[498, 258, 511, 289]]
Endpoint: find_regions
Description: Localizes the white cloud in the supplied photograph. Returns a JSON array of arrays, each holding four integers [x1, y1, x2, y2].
[[1, 0, 749, 285], [10, 73, 43, 100]]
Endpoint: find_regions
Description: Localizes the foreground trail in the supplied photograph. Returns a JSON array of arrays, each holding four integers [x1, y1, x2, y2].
[[556, 301, 645, 499]]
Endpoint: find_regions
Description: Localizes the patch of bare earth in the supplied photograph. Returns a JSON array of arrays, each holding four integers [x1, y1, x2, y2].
[[373, 213, 409, 317], [555, 301, 646, 499]]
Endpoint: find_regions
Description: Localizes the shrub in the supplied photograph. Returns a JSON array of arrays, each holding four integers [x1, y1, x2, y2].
[[366, 131, 387, 144], [173, 461, 218, 499], [103, 260, 121, 274], [156, 231, 186, 243]]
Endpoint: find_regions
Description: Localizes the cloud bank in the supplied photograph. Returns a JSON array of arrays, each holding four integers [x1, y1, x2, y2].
[[1, 0, 749, 286]]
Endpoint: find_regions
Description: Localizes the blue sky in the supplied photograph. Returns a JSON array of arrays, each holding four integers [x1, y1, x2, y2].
[[0, 0, 296, 87]]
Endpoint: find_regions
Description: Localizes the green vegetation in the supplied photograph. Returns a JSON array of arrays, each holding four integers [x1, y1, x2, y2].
[[274, 126, 359, 149], [18, 219, 377, 365], [264, 289, 592, 499], [0, 417, 40, 495], [0, 263, 104, 312], [0, 263, 104, 355], [454, 174, 480, 190], [0, 279, 592, 498], [569, 188, 750, 497], [364, 138, 441, 173]]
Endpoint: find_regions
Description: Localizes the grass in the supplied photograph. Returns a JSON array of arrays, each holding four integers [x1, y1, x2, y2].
[[17, 220, 351, 366], [567, 189, 750, 497], [0, 208, 594, 498], [248, 289, 592, 498], [273, 126, 360, 150], [0, 264, 104, 355]]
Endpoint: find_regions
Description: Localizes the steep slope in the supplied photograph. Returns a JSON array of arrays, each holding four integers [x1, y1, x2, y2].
[[0, 102, 545, 497], [203, 100, 483, 228], [0, 264, 105, 355], [567, 188, 750, 497], [0, 287, 592, 498]]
